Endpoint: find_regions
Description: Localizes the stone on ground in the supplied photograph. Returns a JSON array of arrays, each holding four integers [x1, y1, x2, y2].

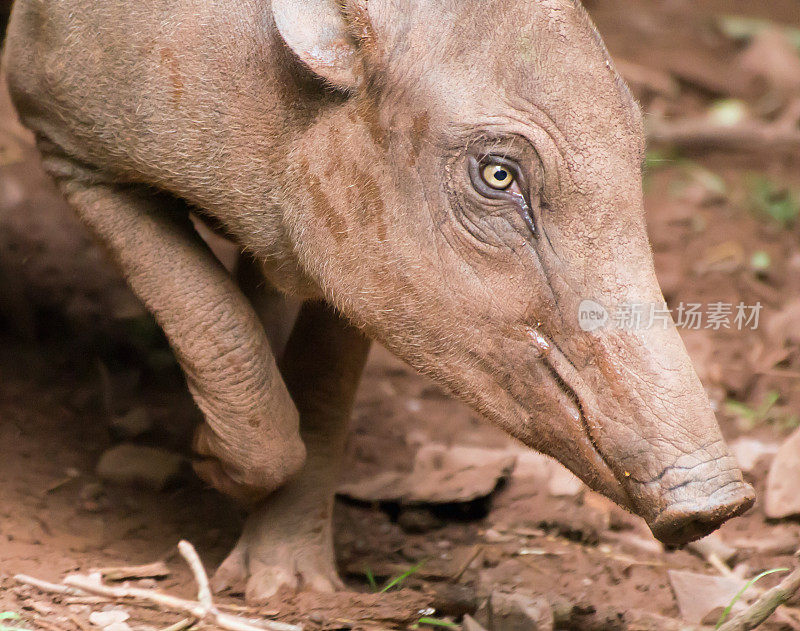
[[95, 443, 183, 491], [109, 407, 153, 439], [463, 614, 489, 631], [485, 591, 554, 631], [765, 426, 800, 518], [730, 437, 778, 473]]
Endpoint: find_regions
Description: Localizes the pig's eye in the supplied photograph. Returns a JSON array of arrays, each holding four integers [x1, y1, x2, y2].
[[482, 163, 514, 190], [468, 155, 521, 199]]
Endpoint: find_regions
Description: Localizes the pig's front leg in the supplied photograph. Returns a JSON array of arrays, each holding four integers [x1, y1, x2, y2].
[[212, 300, 370, 603], [52, 168, 305, 502]]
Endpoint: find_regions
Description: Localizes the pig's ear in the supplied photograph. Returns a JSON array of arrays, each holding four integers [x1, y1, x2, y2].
[[272, 0, 365, 91]]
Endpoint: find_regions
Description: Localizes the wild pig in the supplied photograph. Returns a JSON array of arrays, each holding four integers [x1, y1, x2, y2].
[[3, 0, 754, 602]]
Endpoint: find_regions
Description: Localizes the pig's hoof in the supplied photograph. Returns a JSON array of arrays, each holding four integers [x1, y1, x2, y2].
[[211, 510, 342, 603]]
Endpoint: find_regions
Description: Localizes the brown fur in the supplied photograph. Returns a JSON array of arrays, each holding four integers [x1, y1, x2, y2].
[[409, 111, 430, 160]]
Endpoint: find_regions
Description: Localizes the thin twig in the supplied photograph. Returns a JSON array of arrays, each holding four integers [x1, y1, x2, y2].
[[55, 542, 303, 631], [62, 597, 109, 606], [451, 545, 482, 583], [178, 540, 212, 611], [176, 541, 302, 631], [13, 575, 83, 596], [62, 575, 208, 618], [707, 552, 738, 580], [160, 618, 196, 631], [93, 561, 170, 582], [647, 117, 800, 155]]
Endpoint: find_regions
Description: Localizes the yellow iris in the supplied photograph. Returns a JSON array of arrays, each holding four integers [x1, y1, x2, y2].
[[482, 163, 514, 190]]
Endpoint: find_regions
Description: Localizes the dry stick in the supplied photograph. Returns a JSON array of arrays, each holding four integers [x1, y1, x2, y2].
[[177, 540, 212, 611], [177, 540, 302, 631], [177, 541, 267, 630], [61, 576, 208, 618], [718, 566, 800, 631], [16, 543, 300, 631], [13, 575, 83, 596], [60, 542, 301, 631], [61, 575, 299, 631], [93, 560, 170, 581], [647, 118, 800, 154], [62, 597, 110, 606], [706, 552, 737, 580]]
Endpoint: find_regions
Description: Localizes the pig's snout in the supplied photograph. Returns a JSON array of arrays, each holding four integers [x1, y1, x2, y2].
[[643, 459, 755, 545]]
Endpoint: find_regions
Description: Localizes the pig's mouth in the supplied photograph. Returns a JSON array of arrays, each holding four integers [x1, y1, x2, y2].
[[525, 326, 633, 509], [524, 326, 755, 544]]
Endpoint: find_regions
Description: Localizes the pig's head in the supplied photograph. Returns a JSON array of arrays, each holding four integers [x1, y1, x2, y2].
[[274, 0, 754, 544]]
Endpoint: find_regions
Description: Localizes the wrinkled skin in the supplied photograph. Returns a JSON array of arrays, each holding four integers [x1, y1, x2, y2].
[[4, 0, 753, 601]]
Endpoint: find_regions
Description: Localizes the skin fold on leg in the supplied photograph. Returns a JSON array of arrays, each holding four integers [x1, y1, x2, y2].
[[212, 300, 371, 603], [51, 168, 306, 503]]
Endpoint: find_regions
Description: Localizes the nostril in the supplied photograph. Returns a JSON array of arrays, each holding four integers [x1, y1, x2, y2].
[[649, 482, 755, 545]]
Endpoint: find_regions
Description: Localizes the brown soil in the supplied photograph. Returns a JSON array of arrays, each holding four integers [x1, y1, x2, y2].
[[1, 1, 800, 629]]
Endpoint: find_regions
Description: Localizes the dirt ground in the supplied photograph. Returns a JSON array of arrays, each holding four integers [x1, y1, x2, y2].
[[1, 1, 800, 629]]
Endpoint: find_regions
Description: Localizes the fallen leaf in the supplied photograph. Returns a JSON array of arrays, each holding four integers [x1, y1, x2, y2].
[[338, 444, 515, 505]]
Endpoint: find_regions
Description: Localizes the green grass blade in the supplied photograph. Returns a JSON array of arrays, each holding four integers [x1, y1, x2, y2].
[[364, 567, 378, 592], [414, 617, 458, 628], [724, 400, 756, 421], [715, 568, 789, 629], [756, 391, 780, 421], [380, 562, 423, 593]]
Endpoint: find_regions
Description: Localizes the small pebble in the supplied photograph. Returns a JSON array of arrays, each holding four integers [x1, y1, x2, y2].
[[89, 609, 130, 627], [95, 443, 183, 491]]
